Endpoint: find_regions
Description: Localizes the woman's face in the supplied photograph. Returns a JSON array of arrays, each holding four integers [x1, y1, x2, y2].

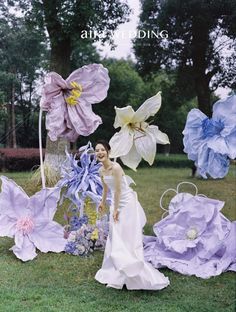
[[95, 144, 109, 162]]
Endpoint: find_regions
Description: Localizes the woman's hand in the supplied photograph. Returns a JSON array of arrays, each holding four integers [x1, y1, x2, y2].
[[113, 209, 119, 223], [98, 202, 105, 213]]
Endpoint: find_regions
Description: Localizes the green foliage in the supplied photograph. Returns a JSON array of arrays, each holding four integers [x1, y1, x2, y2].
[[9, 0, 131, 76], [0, 168, 235, 311], [134, 0, 236, 115], [71, 39, 101, 70], [0, 11, 47, 147]]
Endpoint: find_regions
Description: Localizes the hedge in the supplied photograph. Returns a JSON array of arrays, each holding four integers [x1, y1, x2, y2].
[[0, 148, 193, 172], [138, 153, 193, 168], [0, 148, 45, 172]]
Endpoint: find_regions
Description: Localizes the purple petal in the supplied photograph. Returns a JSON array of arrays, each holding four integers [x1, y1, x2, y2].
[[45, 94, 75, 142], [28, 221, 66, 253], [40, 72, 68, 111], [0, 215, 16, 237], [67, 102, 102, 137], [11, 232, 37, 261], [0, 176, 29, 218], [67, 64, 110, 104], [30, 187, 61, 221], [212, 94, 236, 136]]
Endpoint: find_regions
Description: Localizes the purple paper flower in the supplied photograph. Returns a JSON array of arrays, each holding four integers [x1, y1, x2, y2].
[[183, 95, 236, 178], [59, 142, 110, 211], [155, 194, 226, 255], [40, 64, 110, 142], [144, 192, 236, 278], [0, 176, 67, 261]]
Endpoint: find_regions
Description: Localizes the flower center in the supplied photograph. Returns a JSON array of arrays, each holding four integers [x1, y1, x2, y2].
[[186, 227, 198, 240], [128, 122, 148, 140], [16, 216, 35, 234], [66, 81, 83, 106], [202, 118, 224, 139]]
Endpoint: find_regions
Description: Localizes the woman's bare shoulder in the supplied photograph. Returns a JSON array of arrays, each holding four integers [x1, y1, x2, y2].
[[112, 162, 124, 175]]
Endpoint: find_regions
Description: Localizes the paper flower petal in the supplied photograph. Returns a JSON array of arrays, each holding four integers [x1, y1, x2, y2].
[[40, 72, 68, 111], [197, 145, 230, 179], [183, 108, 207, 161], [212, 95, 236, 136], [0, 176, 29, 219], [109, 126, 134, 158], [11, 232, 37, 262], [30, 187, 61, 221], [67, 103, 102, 137], [132, 92, 161, 123], [0, 215, 16, 237], [120, 145, 142, 171], [67, 64, 110, 104], [29, 222, 66, 253], [113, 106, 135, 128], [148, 125, 170, 144], [134, 130, 157, 165], [207, 131, 236, 159], [45, 94, 72, 141]]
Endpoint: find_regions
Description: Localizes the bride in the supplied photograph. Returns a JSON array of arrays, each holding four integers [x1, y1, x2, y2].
[[94, 140, 169, 290]]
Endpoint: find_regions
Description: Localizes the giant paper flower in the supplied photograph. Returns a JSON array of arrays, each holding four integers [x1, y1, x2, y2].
[[0, 176, 67, 261], [40, 63, 110, 142], [183, 95, 236, 178], [109, 92, 170, 170], [143, 189, 236, 278], [59, 142, 110, 212]]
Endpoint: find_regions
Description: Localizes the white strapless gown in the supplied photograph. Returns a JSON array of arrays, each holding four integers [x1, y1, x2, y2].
[[95, 175, 170, 290]]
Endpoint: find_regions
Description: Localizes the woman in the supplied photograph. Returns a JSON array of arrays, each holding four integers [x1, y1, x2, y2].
[[94, 140, 169, 290]]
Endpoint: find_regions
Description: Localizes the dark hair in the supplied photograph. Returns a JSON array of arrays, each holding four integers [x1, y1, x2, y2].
[[95, 140, 111, 154]]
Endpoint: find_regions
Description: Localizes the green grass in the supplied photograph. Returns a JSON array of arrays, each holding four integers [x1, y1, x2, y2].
[[0, 168, 235, 312]]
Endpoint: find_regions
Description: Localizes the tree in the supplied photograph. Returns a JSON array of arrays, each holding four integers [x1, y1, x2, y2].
[[0, 8, 46, 148], [10, 0, 131, 177], [134, 0, 236, 115]]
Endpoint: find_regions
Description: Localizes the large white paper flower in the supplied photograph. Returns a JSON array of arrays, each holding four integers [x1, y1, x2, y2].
[[109, 92, 170, 170]]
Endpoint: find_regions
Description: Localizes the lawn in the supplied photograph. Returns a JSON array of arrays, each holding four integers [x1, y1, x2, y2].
[[0, 167, 235, 312]]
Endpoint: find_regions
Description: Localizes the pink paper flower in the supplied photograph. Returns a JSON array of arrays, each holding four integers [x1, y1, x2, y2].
[[0, 176, 67, 261], [40, 63, 110, 142]]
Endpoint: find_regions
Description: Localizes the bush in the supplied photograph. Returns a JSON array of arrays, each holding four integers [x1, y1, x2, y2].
[[135, 153, 192, 168], [0, 148, 192, 172], [0, 148, 45, 172]]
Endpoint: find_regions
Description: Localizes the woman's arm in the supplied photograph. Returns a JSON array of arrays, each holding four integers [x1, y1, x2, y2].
[[113, 163, 123, 222], [99, 169, 108, 211]]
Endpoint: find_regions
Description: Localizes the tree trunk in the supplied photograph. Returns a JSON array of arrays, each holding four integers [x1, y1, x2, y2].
[[44, 136, 69, 172], [11, 81, 17, 148], [195, 76, 211, 117], [192, 17, 212, 117]]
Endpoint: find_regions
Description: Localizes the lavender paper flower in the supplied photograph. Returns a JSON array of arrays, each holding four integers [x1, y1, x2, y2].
[[59, 142, 110, 211], [144, 192, 236, 278], [183, 95, 236, 178], [40, 64, 110, 142], [0, 176, 67, 262]]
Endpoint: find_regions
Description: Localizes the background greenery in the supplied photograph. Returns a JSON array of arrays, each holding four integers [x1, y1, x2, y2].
[[0, 1, 235, 153], [0, 167, 235, 312]]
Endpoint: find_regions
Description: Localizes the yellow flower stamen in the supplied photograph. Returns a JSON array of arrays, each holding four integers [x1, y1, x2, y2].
[[65, 81, 83, 106]]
